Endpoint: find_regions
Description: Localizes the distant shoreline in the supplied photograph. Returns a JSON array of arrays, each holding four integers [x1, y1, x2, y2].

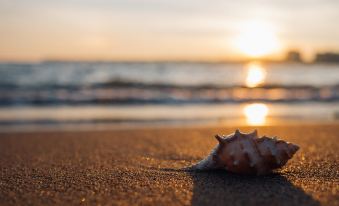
[[0, 59, 339, 65]]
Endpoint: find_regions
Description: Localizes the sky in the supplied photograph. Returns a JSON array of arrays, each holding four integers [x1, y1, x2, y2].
[[1, 0, 339, 62]]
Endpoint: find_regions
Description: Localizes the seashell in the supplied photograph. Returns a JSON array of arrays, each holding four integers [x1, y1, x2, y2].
[[189, 129, 299, 175]]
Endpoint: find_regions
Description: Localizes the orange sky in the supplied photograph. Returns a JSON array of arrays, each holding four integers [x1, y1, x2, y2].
[[1, 0, 339, 62]]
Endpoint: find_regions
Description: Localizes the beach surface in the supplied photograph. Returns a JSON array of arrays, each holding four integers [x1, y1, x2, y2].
[[0, 124, 338, 206]]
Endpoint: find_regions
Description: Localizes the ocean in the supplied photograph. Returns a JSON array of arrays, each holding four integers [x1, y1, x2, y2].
[[0, 61, 338, 130]]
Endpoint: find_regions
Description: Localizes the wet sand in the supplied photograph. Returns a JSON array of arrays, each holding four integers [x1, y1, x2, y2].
[[0, 124, 338, 205]]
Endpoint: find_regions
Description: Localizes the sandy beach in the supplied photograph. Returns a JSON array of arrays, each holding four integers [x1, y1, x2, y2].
[[0, 124, 338, 206]]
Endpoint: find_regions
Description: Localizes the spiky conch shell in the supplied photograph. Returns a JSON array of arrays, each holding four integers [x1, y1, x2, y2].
[[189, 130, 299, 175]]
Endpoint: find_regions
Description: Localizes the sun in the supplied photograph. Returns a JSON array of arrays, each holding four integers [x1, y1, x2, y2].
[[233, 20, 281, 58]]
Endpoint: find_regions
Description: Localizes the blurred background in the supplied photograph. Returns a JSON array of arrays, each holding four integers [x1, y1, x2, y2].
[[1, 0, 339, 131]]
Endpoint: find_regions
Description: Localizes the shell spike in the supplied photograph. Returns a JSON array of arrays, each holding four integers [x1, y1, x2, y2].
[[250, 129, 258, 138], [235, 129, 241, 136], [215, 135, 224, 144]]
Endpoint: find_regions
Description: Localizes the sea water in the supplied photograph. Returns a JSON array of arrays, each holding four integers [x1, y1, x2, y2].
[[0, 61, 338, 130]]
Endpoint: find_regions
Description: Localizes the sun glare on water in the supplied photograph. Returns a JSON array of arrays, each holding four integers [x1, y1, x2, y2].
[[243, 103, 269, 125], [234, 20, 281, 58], [245, 62, 266, 87]]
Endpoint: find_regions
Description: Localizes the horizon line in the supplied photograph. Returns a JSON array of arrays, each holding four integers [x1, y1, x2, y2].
[[2, 50, 339, 64]]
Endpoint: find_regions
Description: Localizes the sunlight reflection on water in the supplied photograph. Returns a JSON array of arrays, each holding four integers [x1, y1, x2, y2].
[[243, 103, 269, 125], [245, 62, 267, 88]]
